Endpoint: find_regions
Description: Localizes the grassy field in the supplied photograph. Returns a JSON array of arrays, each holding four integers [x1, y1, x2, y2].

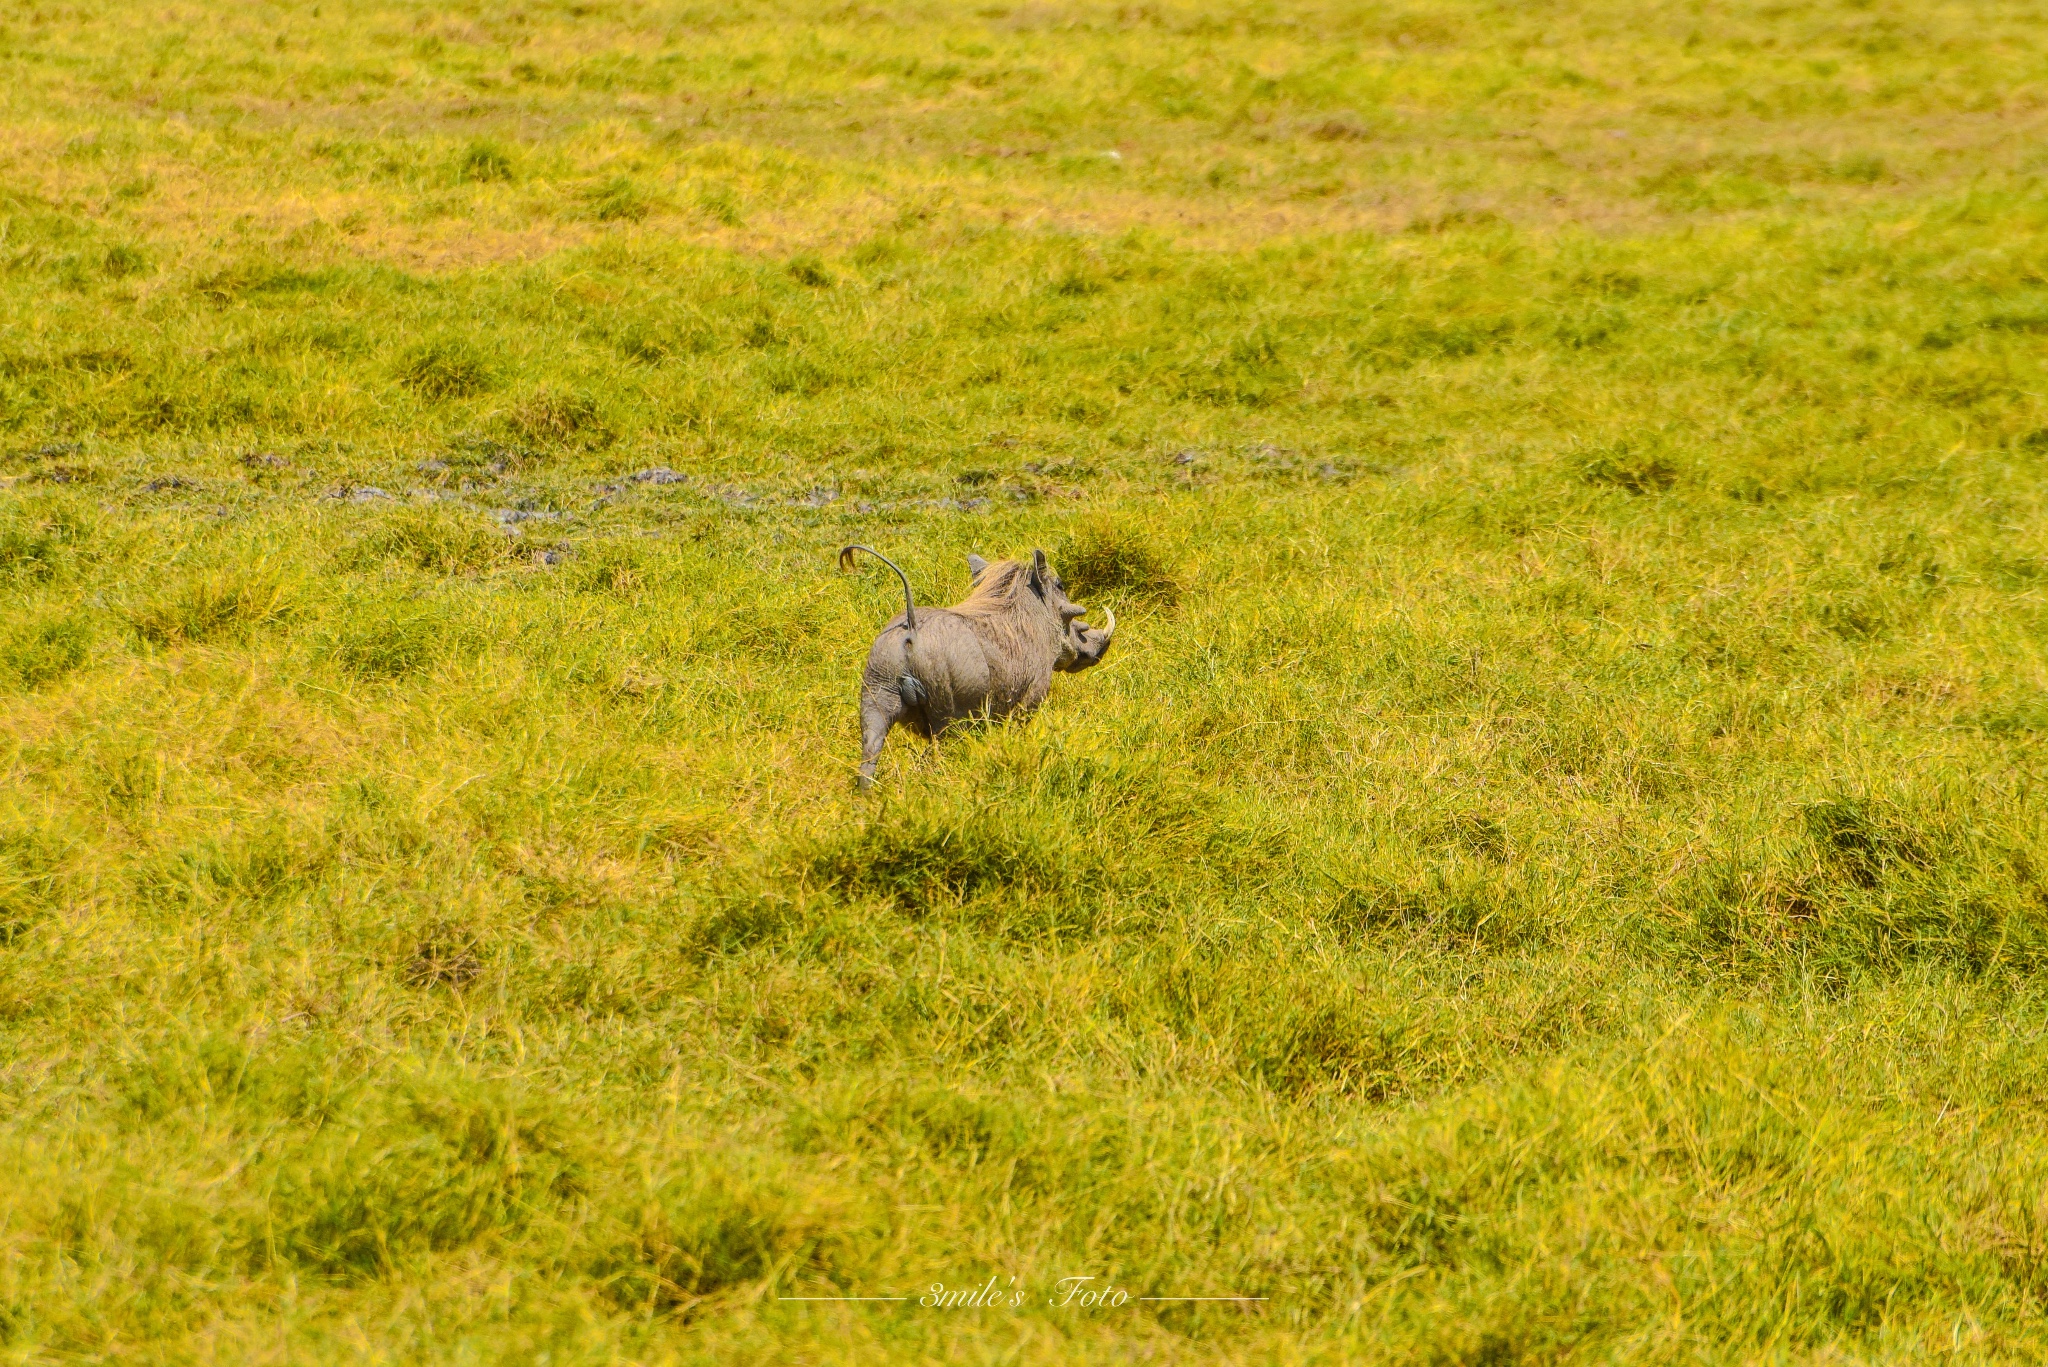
[[5, 0, 2048, 1360]]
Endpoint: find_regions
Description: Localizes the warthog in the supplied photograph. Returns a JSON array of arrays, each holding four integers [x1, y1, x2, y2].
[[839, 545, 1116, 787]]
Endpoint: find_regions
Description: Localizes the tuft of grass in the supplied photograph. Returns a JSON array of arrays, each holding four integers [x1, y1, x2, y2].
[[265, 1080, 583, 1278], [696, 183, 744, 227], [0, 501, 94, 582], [501, 387, 613, 450], [453, 139, 515, 184], [394, 339, 496, 400], [0, 826, 68, 944], [802, 805, 1077, 918], [1056, 516, 1182, 606], [347, 507, 508, 575], [126, 571, 294, 646], [325, 603, 460, 679], [0, 613, 93, 688], [587, 1155, 863, 1310], [1803, 796, 1930, 888], [405, 923, 485, 989], [580, 176, 662, 223], [101, 244, 149, 278], [1580, 443, 1681, 493], [194, 261, 338, 304], [786, 254, 834, 289]]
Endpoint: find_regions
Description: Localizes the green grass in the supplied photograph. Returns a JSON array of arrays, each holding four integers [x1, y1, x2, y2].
[[5, 0, 2048, 1361]]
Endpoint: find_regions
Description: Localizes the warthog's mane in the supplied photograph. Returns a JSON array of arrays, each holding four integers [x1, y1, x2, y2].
[[947, 558, 1053, 653], [950, 558, 1032, 615]]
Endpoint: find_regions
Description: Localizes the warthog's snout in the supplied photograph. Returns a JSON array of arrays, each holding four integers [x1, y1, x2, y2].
[[1057, 606, 1116, 673]]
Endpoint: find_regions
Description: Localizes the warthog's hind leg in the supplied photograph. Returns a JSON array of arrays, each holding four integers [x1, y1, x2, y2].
[[857, 693, 896, 790]]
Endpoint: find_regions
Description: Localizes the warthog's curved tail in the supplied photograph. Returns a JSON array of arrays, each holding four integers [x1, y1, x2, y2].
[[840, 544, 930, 712], [838, 544, 917, 631]]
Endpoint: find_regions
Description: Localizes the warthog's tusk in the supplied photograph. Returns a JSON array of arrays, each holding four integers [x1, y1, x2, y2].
[[1098, 605, 1115, 641]]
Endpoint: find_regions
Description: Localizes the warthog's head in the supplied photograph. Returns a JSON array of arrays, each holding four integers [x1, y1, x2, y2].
[[969, 551, 1116, 673]]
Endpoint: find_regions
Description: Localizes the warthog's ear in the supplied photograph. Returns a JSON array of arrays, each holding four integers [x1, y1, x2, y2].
[[967, 553, 988, 583], [1029, 547, 1049, 594]]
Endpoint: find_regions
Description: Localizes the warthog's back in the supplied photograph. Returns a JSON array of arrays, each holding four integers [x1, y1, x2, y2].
[[862, 609, 1050, 730]]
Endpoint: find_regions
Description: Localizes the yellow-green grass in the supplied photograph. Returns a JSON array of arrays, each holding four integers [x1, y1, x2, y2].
[[6, 0, 2048, 1361]]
